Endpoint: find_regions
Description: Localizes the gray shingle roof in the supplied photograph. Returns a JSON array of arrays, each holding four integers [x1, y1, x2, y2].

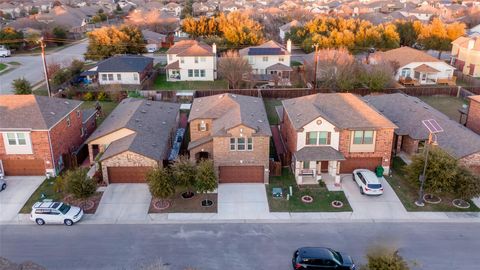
[[87, 98, 180, 162], [189, 93, 272, 137], [0, 95, 82, 130], [96, 55, 153, 73], [364, 93, 480, 159], [282, 93, 397, 131], [294, 146, 346, 161]]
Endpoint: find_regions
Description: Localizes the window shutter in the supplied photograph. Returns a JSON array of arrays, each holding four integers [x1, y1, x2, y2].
[[305, 132, 310, 145], [197, 123, 201, 131], [205, 123, 209, 131], [327, 132, 331, 145]]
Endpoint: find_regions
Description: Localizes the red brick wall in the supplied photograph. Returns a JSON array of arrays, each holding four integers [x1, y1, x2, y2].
[[467, 99, 480, 135], [401, 135, 419, 155], [280, 108, 298, 156], [339, 129, 395, 167], [50, 109, 85, 171], [83, 114, 97, 138], [0, 131, 54, 170]]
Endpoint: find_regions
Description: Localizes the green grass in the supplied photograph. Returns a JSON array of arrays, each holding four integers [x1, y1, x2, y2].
[[419, 96, 468, 121], [263, 98, 283, 125], [386, 157, 480, 212], [80, 101, 118, 125], [291, 61, 303, 67], [8, 61, 21, 65], [20, 177, 62, 214], [266, 169, 352, 212], [153, 75, 228, 90], [0, 63, 7, 72]]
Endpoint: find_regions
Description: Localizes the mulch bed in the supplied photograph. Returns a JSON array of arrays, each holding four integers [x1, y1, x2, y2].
[[149, 191, 217, 213], [63, 192, 103, 214]]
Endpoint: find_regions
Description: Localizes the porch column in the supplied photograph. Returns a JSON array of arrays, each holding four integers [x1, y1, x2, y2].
[[335, 161, 341, 187], [88, 144, 94, 165]]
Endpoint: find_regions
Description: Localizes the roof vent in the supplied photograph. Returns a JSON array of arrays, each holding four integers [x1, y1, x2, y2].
[[64, 101, 69, 105], [253, 100, 258, 103], [50, 112, 55, 115], [135, 118, 141, 122], [423, 106, 429, 110], [152, 143, 157, 147], [297, 113, 302, 117], [141, 109, 147, 113], [258, 119, 263, 123], [162, 121, 167, 125]]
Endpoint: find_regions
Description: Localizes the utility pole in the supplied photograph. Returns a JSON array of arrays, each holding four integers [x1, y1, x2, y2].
[[312, 43, 319, 91], [40, 37, 51, 97]]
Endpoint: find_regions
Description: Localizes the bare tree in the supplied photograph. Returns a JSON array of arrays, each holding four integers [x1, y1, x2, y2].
[[217, 51, 252, 89], [305, 48, 356, 89]]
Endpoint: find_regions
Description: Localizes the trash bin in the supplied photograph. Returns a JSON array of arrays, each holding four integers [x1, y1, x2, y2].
[[375, 166, 384, 177]]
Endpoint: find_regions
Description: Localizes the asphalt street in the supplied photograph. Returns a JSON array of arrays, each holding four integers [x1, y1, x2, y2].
[[0, 222, 479, 270], [0, 40, 88, 94]]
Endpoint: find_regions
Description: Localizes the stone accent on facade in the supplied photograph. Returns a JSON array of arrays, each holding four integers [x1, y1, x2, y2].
[[101, 151, 159, 184]]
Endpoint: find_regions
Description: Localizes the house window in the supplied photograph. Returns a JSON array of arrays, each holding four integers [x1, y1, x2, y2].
[[199, 120, 207, 131], [279, 57, 284, 62], [229, 138, 253, 151], [66, 115, 71, 127], [133, 73, 138, 81], [306, 131, 330, 145], [76, 110, 81, 118], [247, 138, 253, 150], [108, 74, 114, 81], [306, 132, 318, 145], [188, 69, 193, 77], [353, 131, 374, 144], [318, 131, 329, 145], [200, 70, 205, 77], [262, 56, 268, 62], [6, 133, 27, 145], [401, 68, 411, 78], [194, 57, 199, 63], [101, 74, 107, 81], [230, 138, 236, 150], [194, 69, 199, 77], [180, 57, 184, 64], [237, 138, 246, 150], [117, 74, 121, 80], [303, 161, 310, 169]]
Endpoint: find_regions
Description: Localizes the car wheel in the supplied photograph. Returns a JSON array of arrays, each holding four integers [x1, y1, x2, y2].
[[360, 187, 364, 195], [36, 218, 45, 225], [64, 219, 73, 226], [1, 183, 5, 191]]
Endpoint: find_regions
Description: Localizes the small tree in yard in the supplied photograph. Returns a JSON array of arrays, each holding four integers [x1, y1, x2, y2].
[[406, 147, 458, 195], [361, 247, 410, 270], [171, 155, 197, 198], [12, 78, 32, 95], [64, 168, 97, 207], [218, 50, 252, 89], [453, 166, 480, 200], [146, 167, 175, 208], [195, 160, 217, 206]]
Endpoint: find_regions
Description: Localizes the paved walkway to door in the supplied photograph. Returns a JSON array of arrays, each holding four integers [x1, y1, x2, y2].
[[217, 184, 270, 219]]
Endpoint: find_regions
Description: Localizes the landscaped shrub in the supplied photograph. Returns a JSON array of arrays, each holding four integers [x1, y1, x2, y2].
[[64, 168, 96, 200], [97, 91, 108, 101], [361, 248, 410, 270], [83, 92, 95, 101], [146, 167, 175, 207]]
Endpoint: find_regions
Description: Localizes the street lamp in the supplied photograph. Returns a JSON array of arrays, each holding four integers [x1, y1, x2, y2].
[[415, 119, 443, 207]]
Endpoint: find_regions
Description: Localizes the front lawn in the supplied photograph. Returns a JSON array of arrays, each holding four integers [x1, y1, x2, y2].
[[263, 98, 283, 125], [153, 75, 228, 90], [0, 63, 7, 72], [80, 101, 118, 125], [419, 96, 468, 121], [149, 188, 217, 213], [385, 157, 480, 212], [266, 169, 352, 212]]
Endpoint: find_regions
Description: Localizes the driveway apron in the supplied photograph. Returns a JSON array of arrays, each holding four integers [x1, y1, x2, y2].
[[217, 184, 270, 219], [0, 176, 44, 222]]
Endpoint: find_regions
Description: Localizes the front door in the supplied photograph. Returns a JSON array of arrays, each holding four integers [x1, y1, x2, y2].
[[421, 73, 427, 83], [321, 161, 329, 173]]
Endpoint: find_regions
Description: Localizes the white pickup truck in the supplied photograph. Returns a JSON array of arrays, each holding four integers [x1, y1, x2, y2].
[[0, 46, 11, 57]]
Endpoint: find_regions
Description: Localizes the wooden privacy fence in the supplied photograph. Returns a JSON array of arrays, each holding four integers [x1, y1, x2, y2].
[[269, 160, 282, 177]]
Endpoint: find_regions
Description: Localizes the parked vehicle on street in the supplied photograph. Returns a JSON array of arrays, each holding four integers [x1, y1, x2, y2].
[[353, 169, 384, 196], [30, 201, 84, 226], [292, 247, 356, 269], [0, 178, 6, 191], [0, 47, 11, 57]]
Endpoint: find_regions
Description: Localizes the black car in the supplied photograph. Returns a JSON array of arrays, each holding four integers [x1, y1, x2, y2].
[[292, 247, 355, 270]]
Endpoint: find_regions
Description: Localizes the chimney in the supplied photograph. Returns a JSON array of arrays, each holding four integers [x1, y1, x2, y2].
[[212, 43, 217, 54], [287, 39, 292, 54], [467, 39, 475, 50]]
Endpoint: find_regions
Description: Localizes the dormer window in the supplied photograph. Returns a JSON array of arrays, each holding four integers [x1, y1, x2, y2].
[[194, 57, 199, 63], [199, 120, 208, 131], [279, 57, 284, 62], [262, 56, 268, 62], [66, 115, 71, 127]]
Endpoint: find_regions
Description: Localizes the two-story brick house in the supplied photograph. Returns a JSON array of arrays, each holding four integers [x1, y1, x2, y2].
[[466, 95, 480, 135], [165, 40, 217, 81], [451, 36, 480, 77], [188, 94, 272, 183], [280, 93, 397, 185], [239, 40, 293, 86], [0, 95, 92, 176]]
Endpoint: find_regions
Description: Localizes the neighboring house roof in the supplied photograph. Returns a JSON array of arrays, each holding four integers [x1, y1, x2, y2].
[[0, 95, 82, 130], [414, 64, 440, 73], [166, 40, 213, 56], [370, 46, 444, 67], [266, 63, 293, 71], [452, 36, 480, 51], [87, 98, 180, 162], [282, 93, 397, 131], [142, 29, 166, 42], [187, 135, 213, 150], [279, 19, 302, 32], [95, 55, 153, 73], [165, 60, 180, 69], [364, 93, 480, 159], [188, 93, 272, 137], [239, 40, 289, 57], [294, 146, 346, 162]]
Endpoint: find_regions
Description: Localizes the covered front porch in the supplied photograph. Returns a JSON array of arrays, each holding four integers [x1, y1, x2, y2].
[[165, 60, 181, 81], [293, 146, 345, 186]]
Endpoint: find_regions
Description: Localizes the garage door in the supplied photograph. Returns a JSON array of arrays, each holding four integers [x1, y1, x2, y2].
[[219, 166, 264, 183], [107, 166, 152, 183], [2, 159, 45, 176], [339, 158, 382, 174]]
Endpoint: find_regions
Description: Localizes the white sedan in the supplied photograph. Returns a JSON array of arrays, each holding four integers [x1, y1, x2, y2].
[[353, 169, 384, 196]]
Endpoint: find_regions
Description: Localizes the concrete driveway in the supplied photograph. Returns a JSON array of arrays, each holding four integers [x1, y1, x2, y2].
[[341, 174, 409, 219], [0, 176, 44, 222], [217, 184, 269, 219], [94, 184, 151, 223]]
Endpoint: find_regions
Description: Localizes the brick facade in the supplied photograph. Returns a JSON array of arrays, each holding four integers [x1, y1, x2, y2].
[[280, 108, 298, 156], [400, 135, 420, 155], [0, 131, 53, 171], [101, 151, 160, 184], [467, 98, 480, 135], [189, 119, 213, 142]]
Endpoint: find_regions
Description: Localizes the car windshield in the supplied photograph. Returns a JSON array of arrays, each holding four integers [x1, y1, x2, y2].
[[330, 250, 343, 264], [58, 204, 71, 215], [367, 184, 382, 189]]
